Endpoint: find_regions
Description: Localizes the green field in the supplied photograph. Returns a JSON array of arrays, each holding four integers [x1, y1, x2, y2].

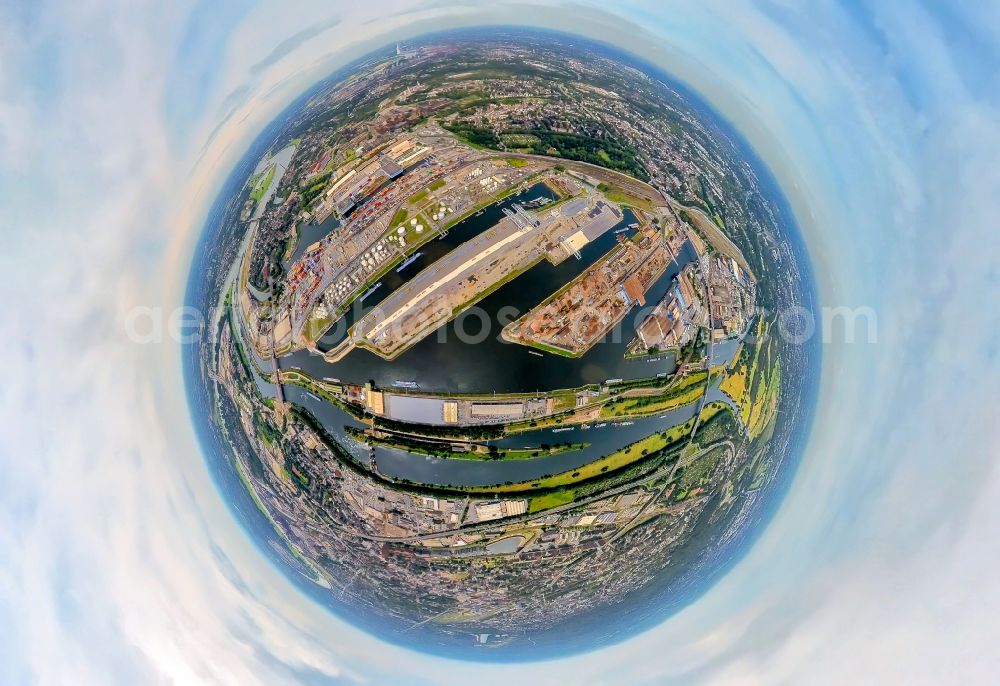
[[600, 380, 705, 418], [604, 189, 654, 212], [389, 207, 409, 228], [529, 490, 576, 513], [250, 164, 276, 203], [465, 427, 683, 494], [597, 182, 656, 212], [345, 427, 588, 462]]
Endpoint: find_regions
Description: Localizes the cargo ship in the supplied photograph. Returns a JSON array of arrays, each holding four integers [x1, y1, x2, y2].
[[395, 252, 422, 273], [359, 281, 382, 302]]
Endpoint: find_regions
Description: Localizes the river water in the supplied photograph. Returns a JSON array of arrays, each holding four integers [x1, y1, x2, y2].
[[242, 329, 737, 488], [280, 379, 734, 487], [286, 212, 341, 265], [235, 185, 739, 487], [283, 187, 701, 393], [310, 182, 561, 352]]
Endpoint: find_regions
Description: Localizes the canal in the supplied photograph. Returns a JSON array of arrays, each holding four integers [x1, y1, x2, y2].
[[285, 213, 341, 266], [282, 381, 735, 488], [283, 189, 701, 393], [231, 184, 742, 488], [310, 181, 561, 352], [238, 313, 738, 489]]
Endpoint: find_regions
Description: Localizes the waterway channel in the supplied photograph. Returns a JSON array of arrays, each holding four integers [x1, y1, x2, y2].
[[281, 379, 735, 488], [242, 343, 737, 489], [313, 181, 560, 352], [286, 212, 341, 265], [234, 184, 742, 487], [282, 186, 702, 394]]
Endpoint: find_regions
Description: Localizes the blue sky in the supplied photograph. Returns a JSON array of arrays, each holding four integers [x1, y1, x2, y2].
[[1, 1, 998, 684]]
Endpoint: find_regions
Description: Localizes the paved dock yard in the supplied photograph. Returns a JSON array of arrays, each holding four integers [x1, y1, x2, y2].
[[353, 188, 622, 359]]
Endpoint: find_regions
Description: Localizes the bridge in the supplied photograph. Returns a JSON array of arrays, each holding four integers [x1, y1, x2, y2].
[[502, 203, 539, 233], [558, 234, 583, 260]]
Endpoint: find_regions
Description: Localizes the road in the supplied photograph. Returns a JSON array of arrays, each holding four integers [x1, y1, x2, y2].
[[689, 254, 715, 438], [493, 152, 667, 206], [668, 198, 755, 279], [603, 439, 734, 547], [358, 216, 528, 343], [300, 439, 735, 545]]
